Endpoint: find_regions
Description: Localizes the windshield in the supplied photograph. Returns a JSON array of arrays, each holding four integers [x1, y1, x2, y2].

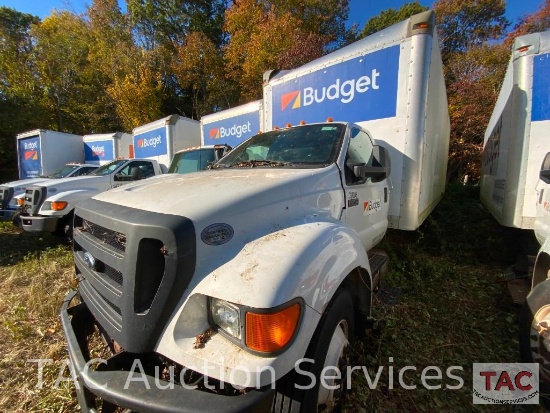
[[168, 148, 215, 174], [217, 124, 345, 168], [46, 165, 79, 178], [92, 159, 127, 176]]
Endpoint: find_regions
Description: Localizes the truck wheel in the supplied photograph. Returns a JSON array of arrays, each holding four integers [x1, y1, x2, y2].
[[53, 211, 74, 241], [273, 289, 354, 413], [519, 279, 550, 396]]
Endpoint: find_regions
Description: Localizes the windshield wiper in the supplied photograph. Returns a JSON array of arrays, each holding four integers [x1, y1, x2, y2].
[[228, 160, 293, 168], [209, 163, 230, 169]]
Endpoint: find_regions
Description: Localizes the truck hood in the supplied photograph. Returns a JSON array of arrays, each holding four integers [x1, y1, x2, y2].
[[93, 166, 344, 224], [31, 175, 110, 194], [1, 177, 52, 191]]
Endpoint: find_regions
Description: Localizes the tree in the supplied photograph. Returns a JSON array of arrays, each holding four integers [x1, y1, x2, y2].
[[0, 7, 43, 181], [434, 0, 508, 61], [505, 0, 550, 44], [359, 1, 429, 38]]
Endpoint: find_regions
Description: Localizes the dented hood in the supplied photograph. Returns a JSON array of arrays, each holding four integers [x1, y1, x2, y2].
[[92, 166, 345, 224]]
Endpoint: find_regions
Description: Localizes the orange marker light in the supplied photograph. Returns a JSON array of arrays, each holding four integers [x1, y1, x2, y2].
[[51, 201, 68, 211], [413, 22, 430, 30], [326, 117, 333, 122], [246, 303, 300, 353], [517, 46, 530, 53], [299, 120, 306, 125], [17, 198, 25, 206]]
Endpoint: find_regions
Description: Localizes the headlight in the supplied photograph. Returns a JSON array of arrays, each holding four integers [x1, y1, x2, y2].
[[210, 298, 241, 339]]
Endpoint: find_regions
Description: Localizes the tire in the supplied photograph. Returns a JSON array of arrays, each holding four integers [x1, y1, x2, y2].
[[53, 211, 74, 241], [272, 289, 355, 413], [519, 279, 550, 406]]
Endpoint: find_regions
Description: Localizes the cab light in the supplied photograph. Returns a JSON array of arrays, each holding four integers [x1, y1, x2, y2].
[[245, 303, 300, 353], [326, 117, 333, 122], [413, 22, 430, 30], [51, 201, 68, 211], [299, 120, 306, 125], [286, 123, 292, 128]]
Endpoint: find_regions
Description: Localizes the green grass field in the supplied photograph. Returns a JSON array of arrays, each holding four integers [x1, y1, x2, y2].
[[0, 185, 540, 412]]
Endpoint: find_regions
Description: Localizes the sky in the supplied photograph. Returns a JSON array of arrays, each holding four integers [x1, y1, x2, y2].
[[0, 0, 545, 31]]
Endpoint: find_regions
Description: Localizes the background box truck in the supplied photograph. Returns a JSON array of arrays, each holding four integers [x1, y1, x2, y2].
[[16, 129, 83, 179], [132, 115, 201, 171], [480, 31, 550, 229], [83, 132, 133, 165], [61, 11, 449, 413]]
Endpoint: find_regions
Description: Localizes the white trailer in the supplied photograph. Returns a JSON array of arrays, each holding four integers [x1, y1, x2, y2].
[[200, 100, 263, 148], [480, 31, 550, 229], [83, 132, 133, 165], [132, 115, 201, 171], [16, 129, 83, 179], [263, 11, 449, 230]]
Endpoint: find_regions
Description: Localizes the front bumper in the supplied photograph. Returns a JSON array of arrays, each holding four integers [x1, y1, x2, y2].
[[20, 214, 59, 232], [60, 291, 275, 413]]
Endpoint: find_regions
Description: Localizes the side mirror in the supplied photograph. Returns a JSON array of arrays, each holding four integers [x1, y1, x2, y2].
[[541, 152, 550, 184], [365, 145, 391, 182], [130, 166, 143, 180]]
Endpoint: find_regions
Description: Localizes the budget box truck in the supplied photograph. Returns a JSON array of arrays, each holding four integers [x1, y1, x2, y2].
[[480, 31, 550, 230], [201, 100, 263, 148], [16, 129, 83, 179], [83, 132, 133, 165], [133, 115, 201, 171], [167, 102, 262, 174], [60, 11, 449, 412]]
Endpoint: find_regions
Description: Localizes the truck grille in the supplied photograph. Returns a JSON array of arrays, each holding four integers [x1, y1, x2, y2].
[[23, 187, 46, 215], [73, 199, 196, 353]]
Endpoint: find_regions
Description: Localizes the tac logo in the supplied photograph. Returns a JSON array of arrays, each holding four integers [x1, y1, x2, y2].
[[281, 91, 301, 111], [24, 151, 38, 160], [138, 135, 162, 148], [473, 363, 539, 405], [209, 128, 220, 140], [91, 145, 105, 158]]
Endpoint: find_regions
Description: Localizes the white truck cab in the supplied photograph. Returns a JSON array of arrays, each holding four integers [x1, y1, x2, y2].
[[0, 163, 97, 222], [19, 159, 162, 236]]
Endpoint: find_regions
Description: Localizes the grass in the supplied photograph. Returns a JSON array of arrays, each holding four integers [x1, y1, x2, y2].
[[0, 184, 542, 412]]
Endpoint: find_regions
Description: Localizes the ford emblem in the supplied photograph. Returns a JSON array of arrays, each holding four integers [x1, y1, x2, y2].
[[83, 251, 96, 269], [201, 223, 234, 246]]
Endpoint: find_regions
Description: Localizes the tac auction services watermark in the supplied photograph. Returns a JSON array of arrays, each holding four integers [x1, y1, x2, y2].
[[472, 363, 539, 404]]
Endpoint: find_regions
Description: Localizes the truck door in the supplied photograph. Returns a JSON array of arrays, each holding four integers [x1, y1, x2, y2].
[[111, 160, 155, 188], [342, 127, 389, 248]]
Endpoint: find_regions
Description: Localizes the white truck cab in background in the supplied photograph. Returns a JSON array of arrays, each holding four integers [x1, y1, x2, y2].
[[61, 11, 450, 413], [19, 158, 163, 236], [0, 163, 97, 222]]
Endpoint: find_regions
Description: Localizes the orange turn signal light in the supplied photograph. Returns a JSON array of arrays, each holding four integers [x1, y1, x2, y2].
[[245, 304, 300, 353], [51, 201, 68, 211], [17, 198, 25, 206], [413, 22, 430, 30], [517, 46, 530, 53]]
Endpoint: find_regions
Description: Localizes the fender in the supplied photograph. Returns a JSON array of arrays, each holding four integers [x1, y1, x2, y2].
[[38, 189, 104, 216], [154, 219, 372, 388]]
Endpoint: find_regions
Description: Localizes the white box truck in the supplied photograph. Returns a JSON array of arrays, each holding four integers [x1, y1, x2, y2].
[[132, 115, 201, 171], [480, 31, 550, 229], [83, 132, 133, 165], [16, 129, 83, 179], [60, 11, 449, 412], [166, 102, 262, 174], [201, 100, 263, 148]]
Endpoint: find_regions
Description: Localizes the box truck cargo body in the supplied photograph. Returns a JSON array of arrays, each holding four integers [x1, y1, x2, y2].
[[200, 100, 263, 148], [263, 12, 449, 230], [481, 32, 550, 229], [16, 129, 83, 179], [132, 115, 201, 171], [83, 132, 132, 165]]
